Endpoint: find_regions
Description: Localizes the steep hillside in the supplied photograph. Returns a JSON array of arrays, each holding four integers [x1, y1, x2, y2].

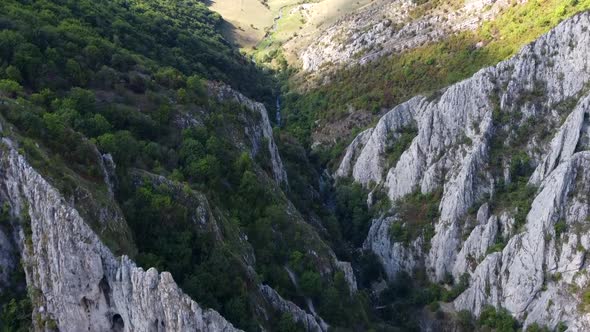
[[208, 0, 374, 59], [279, 0, 590, 154], [339, 11, 590, 330], [0, 0, 372, 331]]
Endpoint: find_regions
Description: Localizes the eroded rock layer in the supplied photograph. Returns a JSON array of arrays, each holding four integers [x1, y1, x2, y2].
[[339, 12, 590, 330]]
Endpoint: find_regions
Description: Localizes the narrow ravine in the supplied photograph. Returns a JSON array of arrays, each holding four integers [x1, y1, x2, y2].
[[276, 95, 281, 126]]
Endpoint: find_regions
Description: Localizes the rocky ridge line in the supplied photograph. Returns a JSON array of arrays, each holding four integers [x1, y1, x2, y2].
[[338, 12, 590, 330]]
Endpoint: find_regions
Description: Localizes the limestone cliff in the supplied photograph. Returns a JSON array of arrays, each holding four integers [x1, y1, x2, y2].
[[338, 12, 590, 330], [299, 0, 516, 72], [0, 139, 240, 331]]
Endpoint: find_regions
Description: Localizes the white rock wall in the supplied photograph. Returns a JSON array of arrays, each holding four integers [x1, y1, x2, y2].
[[341, 12, 590, 330], [0, 142, 240, 332]]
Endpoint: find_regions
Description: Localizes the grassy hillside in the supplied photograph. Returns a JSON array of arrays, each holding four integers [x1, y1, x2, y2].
[[209, 0, 274, 48], [209, 0, 373, 61]]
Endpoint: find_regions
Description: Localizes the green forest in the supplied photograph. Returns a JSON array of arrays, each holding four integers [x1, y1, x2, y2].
[[0, 0, 380, 330]]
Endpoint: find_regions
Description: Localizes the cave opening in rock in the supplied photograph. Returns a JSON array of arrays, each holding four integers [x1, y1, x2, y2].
[[112, 314, 124, 332]]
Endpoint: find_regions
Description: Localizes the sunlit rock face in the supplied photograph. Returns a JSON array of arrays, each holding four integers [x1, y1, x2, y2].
[[300, 0, 517, 72], [340, 12, 590, 330]]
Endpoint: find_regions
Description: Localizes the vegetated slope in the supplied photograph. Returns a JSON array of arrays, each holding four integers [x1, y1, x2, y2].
[[208, 0, 374, 58], [0, 0, 378, 331], [208, 0, 274, 48], [339, 11, 590, 331], [280, 0, 590, 158]]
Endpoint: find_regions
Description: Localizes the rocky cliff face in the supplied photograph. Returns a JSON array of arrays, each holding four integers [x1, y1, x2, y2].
[[259, 285, 328, 332], [338, 12, 590, 330], [208, 82, 287, 185], [298, 0, 517, 72], [0, 139, 240, 331]]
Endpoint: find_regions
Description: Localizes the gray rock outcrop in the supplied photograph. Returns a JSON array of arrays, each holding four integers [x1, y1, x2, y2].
[[340, 12, 590, 330], [0, 141, 240, 331], [299, 0, 517, 72], [259, 285, 328, 332]]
